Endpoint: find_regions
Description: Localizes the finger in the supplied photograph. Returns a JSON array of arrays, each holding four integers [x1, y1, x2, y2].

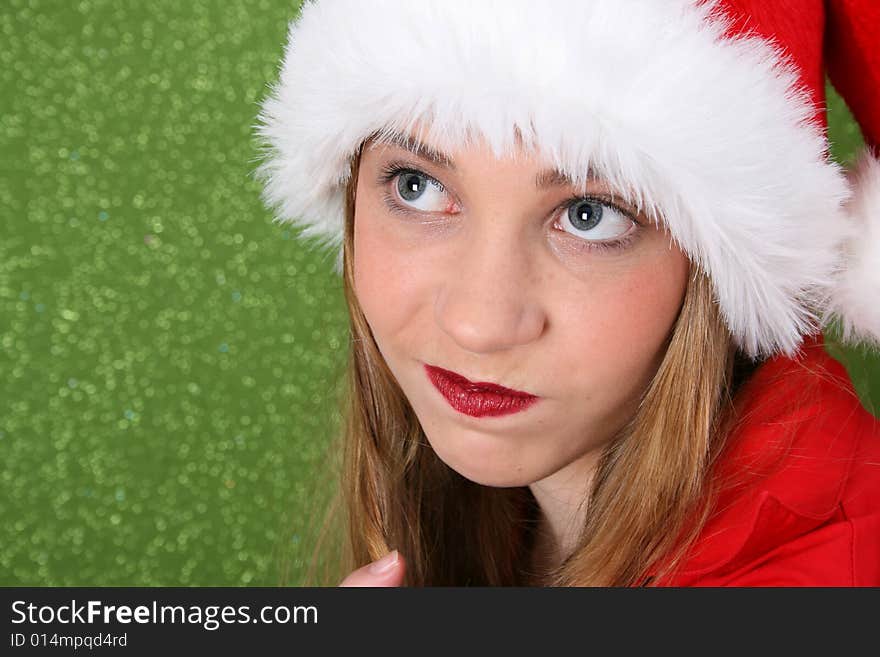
[[338, 549, 406, 587]]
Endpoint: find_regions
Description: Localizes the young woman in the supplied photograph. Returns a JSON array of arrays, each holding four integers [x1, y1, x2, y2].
[[254, 0, 880, 586]]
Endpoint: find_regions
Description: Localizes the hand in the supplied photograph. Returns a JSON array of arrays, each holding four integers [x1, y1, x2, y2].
[[338, 549, 406, 587]]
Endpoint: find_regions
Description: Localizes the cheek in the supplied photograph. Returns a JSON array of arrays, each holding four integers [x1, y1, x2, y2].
[[598, 257, 687, 343], [352, 196, 426, 356], [557, 247, 689, 413]]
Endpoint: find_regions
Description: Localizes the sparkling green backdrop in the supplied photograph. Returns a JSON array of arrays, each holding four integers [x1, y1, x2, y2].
[[1, 0, 877, 586]]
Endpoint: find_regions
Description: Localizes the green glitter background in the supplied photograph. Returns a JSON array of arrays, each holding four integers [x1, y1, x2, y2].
[[0, 0, 877, 586]]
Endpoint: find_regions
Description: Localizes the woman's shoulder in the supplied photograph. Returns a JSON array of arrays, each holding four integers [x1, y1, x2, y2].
[[659, 333, 880, 586]]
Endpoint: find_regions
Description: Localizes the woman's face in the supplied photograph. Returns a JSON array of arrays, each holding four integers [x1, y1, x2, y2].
[[353, 130, 690, 488]]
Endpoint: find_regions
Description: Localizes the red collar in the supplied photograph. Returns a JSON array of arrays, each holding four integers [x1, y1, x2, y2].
[[647, 333, 871, 582]]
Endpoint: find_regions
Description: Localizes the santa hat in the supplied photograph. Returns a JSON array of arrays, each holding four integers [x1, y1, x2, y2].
[[252, 0, 880, 361]]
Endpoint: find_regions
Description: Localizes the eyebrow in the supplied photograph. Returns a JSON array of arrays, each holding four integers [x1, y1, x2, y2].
[[374, 129, 455, 169], [370, 129, 578, 189]]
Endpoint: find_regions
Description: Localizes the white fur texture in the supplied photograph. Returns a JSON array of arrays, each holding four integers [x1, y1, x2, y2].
[[825, 151, 880, 348], [253, 0, 856, 360]]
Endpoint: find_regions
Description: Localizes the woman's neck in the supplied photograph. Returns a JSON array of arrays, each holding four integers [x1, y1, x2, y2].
[[527, 447, 602, 574]]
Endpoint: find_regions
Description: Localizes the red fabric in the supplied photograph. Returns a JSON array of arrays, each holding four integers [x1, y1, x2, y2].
[[649, 333, 880, 586], [718, 0, 880, 151], [825, 0, 880, 151], [719, 0, 827, 127]]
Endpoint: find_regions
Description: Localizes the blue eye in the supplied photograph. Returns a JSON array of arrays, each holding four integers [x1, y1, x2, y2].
[[397, 172, 428, 200], [394, 170, 450, 212], [561, 199, 635, 242]]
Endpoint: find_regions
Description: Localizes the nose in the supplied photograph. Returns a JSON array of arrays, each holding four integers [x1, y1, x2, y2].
[[434, 220, 547, 355]]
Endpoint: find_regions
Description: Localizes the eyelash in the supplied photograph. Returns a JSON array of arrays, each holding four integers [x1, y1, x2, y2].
[[376, 161, 641, 254]]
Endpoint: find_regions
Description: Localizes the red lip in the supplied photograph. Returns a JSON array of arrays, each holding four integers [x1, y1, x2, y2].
[[424, 364, 539, 418]]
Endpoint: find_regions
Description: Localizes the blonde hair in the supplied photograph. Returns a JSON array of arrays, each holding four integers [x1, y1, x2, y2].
[[297, 145, 754, 587]]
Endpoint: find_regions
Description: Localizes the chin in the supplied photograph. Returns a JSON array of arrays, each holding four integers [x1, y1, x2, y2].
[[423, 430, 540, 488], [446, 462, 535, 488]]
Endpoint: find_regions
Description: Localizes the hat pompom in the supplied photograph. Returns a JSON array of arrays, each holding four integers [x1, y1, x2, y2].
[[825, 150, 880, 348]]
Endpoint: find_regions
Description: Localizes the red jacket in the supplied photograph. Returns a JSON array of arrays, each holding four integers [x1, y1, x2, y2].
[[651, 333, 880, 586]]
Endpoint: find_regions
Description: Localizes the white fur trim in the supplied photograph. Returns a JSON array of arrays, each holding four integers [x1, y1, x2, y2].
[[825, 151, 880, 348], [253, 0, 852, 359]]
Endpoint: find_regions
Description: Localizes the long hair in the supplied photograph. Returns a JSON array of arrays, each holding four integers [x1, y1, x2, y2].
[[302, 144, 755, 586]]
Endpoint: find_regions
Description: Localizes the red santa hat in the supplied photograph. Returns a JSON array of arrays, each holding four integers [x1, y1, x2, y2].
[[253, 0, 880, 361]]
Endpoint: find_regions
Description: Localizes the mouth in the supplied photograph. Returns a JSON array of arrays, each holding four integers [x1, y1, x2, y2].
[[423, 364, 540, 418]]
